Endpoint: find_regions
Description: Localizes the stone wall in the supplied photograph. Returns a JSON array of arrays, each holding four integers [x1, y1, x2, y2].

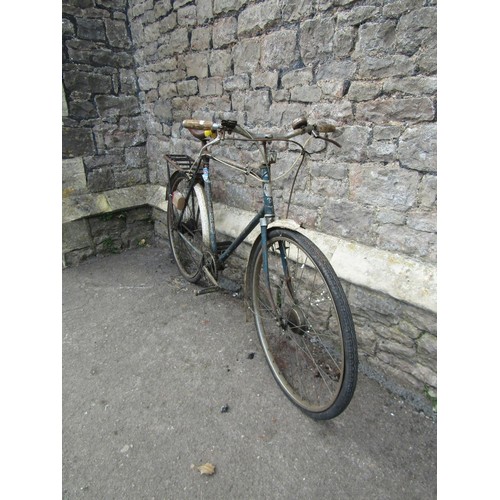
[[62, 0, 437, 413]]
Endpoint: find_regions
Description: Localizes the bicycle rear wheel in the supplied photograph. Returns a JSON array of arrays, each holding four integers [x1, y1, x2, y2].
[[167, 172, 209, 283], [248, 228, 358, 420]]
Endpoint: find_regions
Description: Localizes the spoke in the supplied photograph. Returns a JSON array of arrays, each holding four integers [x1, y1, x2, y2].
[[176, 230, 204, 257]]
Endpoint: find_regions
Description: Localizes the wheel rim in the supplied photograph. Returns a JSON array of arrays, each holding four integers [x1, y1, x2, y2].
[[168, 177, 205, 280], [252, 235, 345, 413]]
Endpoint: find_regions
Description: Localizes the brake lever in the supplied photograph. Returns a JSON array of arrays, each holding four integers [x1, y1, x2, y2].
[[311, 129, 342, 148]]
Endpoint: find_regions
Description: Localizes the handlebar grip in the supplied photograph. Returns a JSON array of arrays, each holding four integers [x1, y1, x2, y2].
[[316, 122, 336, 133], [182, 119, 214, 130]]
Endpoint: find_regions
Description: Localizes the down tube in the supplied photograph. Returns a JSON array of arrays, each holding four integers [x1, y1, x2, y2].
[[217, 207, 265, 265]]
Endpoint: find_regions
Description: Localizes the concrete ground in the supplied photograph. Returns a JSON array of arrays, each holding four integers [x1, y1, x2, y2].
[[62, 246, 436, 499]]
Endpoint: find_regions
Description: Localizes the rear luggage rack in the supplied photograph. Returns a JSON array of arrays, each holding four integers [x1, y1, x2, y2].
[[165, 154, 195, 172]]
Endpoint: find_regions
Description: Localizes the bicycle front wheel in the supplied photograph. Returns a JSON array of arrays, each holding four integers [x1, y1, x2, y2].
[[248, 228, 358, 420], [167, 172, 209, 283]]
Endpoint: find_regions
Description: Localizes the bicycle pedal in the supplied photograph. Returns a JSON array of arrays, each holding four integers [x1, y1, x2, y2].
[[195, 286, 220, 296]]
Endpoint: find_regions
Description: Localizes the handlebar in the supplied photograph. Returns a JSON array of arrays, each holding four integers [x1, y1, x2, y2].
[[181, 116, 340, 145], [181, 119, 218, 130]]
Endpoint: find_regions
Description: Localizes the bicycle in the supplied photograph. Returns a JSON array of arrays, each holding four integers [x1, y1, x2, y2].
[[165, 117, 358, 420]]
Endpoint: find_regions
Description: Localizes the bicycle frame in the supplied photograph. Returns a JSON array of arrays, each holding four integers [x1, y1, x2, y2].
[[174, 133, 281, 269]]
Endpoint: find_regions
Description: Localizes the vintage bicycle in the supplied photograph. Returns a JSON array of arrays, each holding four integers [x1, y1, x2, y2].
[[165, 117, 358, 420]]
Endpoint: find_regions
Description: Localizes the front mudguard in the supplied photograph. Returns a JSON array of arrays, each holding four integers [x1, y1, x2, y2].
[[243, 219, 302, 321]]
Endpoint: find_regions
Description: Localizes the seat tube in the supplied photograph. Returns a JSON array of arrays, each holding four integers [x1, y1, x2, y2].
[[260, 165, 275, 219], [201, 155, 217, 254]]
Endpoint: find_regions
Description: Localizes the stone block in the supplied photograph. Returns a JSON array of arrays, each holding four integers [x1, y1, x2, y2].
[[104, 19, 131, 49], [159, 12, 177, 33], [279, 0, 315, 22], [378, 339, 416, 361], [95, 95, 140, 118], [154, 0, 171, 19], [64, 71, 113, 94], [349, 162, 419, 211], [377, 223, 436, 261], [416, 333, 437, 360], [125, 146, 147, 169], [199, 77, 224, 96], [197, 0, 214, 22], [164, 27, 189, 55], [299, 17, 335, 64], [137, 71, 158, 91], [331, 125, 370, 162], [418, 174, 437, 208], [63, 157, 88, 196], [184, 52, 209, 79], [356, 97, 435, 123], [366, 140, 397, 162], [62, 18, 75, 38], [316, 59, 357, 82], [398, 123, 437, 172], [175, 80, 197, 97], [119, 69, 138, 94], [76, 17, 106, 41], [114, 168, 148, 188], [317, 80, 347, 98], [153, 100, 173, 122], [213, 16, 237, 48], [415, 39, 436, 74], [396, 7, 436, 56], [62, 85, 69, 117], [96, 0, 127, 9], [91, 49, 134, 68], [355, 21, 397, 55], [251, 71, 278, 90], [281, 68, 313, 89], [173, 0, 192, 8], [63, 126, 95, 158], [62, 219, 93, 253], [214, 0, 246, 15], [406, 210, 436, 233], [87, 167, 116, 192], [290, 85, 322, 103], [337, 6, 378, 25], [357, 55, 415, 79], [209, 49, 233, 77], [320, 199, 377, 246], [347, 81, 382, 101], [68, 99, 98, 119], [383, 76, 437, 96], [261, 30, 297, 70], [382, 0, 426, 18], [191, 26, 212, 50], [238, 1, 280, 37], [333, 26, 356, 57], [224, 74, 250, 92], [242, 89, 271, 126], [232, 38, 261, 74], [177, 5, 197, 27], [373, 125, 402, 140]]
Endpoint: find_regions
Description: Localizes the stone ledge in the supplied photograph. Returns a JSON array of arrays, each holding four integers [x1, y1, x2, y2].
[[62, 183, 436, 313], [62, 184, 167, 224], [212, 202, 436, 314]]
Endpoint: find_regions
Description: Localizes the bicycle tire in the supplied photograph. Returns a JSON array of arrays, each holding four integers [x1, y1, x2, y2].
[[248, 228, 358, 420], [167, 171, 209, 283]]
